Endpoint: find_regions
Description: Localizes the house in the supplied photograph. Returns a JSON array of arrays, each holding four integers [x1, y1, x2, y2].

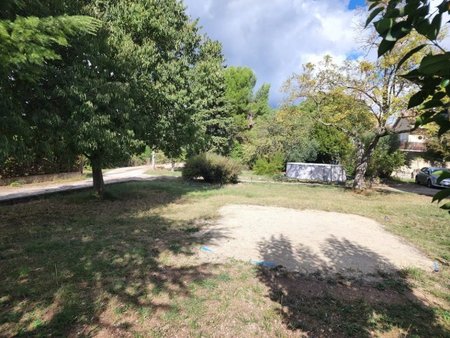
[[391, 116, 449, 179]]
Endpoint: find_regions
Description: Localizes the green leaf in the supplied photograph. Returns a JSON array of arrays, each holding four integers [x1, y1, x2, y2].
[[432, 188, 450, 203], [366, 7, 384, 28], [415, 18, 432, 37], [386, 21, 412, 41], [440, 202, 450, 212], [437, 119, 450, 136], [415, 110, 435, 126], [369, 2, 381, 11], [419, 53, 450, 76], [378, 39, 396, 57], [396, 44, 426, 70], [408, 90, 428, 108], [375, 18, 395, 35], [437, 171, 450, 183], [440, 79, 450, 88], [438, 0, 450, 14], [422, 99, 443, 109], [428, 13, 442, 40], [401, 69, 421, 81]]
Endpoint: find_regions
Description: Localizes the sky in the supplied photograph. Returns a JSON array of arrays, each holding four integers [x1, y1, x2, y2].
[[183, 0, 368, 107]]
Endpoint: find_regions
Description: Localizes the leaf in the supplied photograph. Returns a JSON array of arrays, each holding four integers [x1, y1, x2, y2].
[[438, 119, 450, 136], [438, 0, 450, 14], [422, 99, 443, 109], [437, 171, 450, 183], [408, 90, 428, 108], [369, 2, 381, 11], [366, 7, 384, 27], [378, 39, 396, 57], [440, 79, 450, 88], [415, 110, 435, 126], [396, 44, 426, 70], [401, 69, 421, 81], [375, 18, 395, 35], [419, 53, 450, 76], [428, 13, 442, 40], [440, 202, 450, 212], [432, 188, 450, 203], [385, 21, 412, 41]]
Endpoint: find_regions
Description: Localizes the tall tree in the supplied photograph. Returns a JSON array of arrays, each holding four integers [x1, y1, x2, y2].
[[0, 0, 100, 164], [224, 66, 271, 130], [187, 40, 233, 155], [284, 40, 429, 189]]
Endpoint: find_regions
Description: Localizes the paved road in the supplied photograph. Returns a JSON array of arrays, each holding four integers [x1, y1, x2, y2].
[[0, 166, 154, 202]]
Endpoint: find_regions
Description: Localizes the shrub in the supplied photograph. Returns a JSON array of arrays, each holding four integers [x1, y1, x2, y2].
[[253, 153, 285, 175], [182, 153, 241, 184]]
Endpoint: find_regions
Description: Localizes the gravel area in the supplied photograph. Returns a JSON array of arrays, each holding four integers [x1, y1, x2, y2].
[[197, 204, 433, 276]]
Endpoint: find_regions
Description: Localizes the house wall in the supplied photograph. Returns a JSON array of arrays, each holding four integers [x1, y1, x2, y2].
[[392, 153, 450, 180]]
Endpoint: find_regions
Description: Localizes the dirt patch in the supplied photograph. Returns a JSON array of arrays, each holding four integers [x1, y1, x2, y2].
[[197, 205, 433, 276]]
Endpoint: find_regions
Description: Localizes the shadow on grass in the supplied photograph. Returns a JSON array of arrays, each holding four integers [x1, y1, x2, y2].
[[257, 235, 448, 337], [0, 179, 225, 336]]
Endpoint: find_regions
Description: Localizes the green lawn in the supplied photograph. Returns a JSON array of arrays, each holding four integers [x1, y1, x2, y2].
[[0, 178, 448, 337]]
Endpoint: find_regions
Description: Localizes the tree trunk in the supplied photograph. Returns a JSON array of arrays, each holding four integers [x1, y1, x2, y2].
[[352, 135, 381, 191], [91, 161, 104, 197]]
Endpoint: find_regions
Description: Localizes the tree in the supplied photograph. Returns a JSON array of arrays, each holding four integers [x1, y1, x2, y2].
[[424, 125, 450, 162], [367, 0, 450, 210], [1, 0, 229, 197], [187, 40, 233, 155], [0, 0, 100, 164], [284, 41, 428, 189], [224, 66, 271, 130]]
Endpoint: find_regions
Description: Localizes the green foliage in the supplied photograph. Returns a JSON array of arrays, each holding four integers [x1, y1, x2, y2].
[[253, 153, 284, 175], [0, 4, 101, 164], [182, 153, 241, 184], [367, 0, 450, 136], [367, 0, 450, 209], [366, 136, 406, 179], [242, 106, 319, 167], [187, 40, 233, 156], [0, 0, 233, 196], [224, 66, 256, 116], [223, 66, 271, 138]]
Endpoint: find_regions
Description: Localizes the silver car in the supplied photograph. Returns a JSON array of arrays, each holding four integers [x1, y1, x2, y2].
[[415, 167, 450, 188]]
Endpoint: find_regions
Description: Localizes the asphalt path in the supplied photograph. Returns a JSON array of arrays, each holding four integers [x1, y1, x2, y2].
[[0, 166, 154, 203]]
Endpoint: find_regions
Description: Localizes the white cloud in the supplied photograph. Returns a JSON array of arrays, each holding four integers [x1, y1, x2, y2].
[[183, 0, 367, 106]]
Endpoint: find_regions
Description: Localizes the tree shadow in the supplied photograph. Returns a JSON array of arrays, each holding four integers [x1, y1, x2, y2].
[[257, 235, 448, 337], [0, 179, 227, 336]]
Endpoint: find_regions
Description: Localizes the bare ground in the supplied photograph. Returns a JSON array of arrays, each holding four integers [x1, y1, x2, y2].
[[196, 204, 434, 277]]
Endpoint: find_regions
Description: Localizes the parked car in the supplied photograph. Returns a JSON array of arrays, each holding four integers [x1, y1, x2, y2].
[[415, 167, 450, 188]]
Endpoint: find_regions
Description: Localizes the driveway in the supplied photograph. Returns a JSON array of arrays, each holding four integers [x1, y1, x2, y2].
[[377, 182, 441, 197], [0, 166, 154, 203]]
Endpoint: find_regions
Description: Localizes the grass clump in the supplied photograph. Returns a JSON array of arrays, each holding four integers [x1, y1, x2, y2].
[[182, 153, 241, 184]]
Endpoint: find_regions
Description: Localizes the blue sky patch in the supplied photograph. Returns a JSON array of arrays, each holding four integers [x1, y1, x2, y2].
[[348, 0, 366, 10], [346, 50, 363, 60]]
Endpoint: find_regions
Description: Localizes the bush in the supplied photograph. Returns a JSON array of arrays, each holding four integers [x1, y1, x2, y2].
[[182, 153, 241, 184], [253, 153, 285, 175], [366, 136, 405, 179]]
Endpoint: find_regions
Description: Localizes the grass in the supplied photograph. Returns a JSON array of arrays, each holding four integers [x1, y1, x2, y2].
[[145, 168, 182, 177], [0, 178, 449, 337]]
